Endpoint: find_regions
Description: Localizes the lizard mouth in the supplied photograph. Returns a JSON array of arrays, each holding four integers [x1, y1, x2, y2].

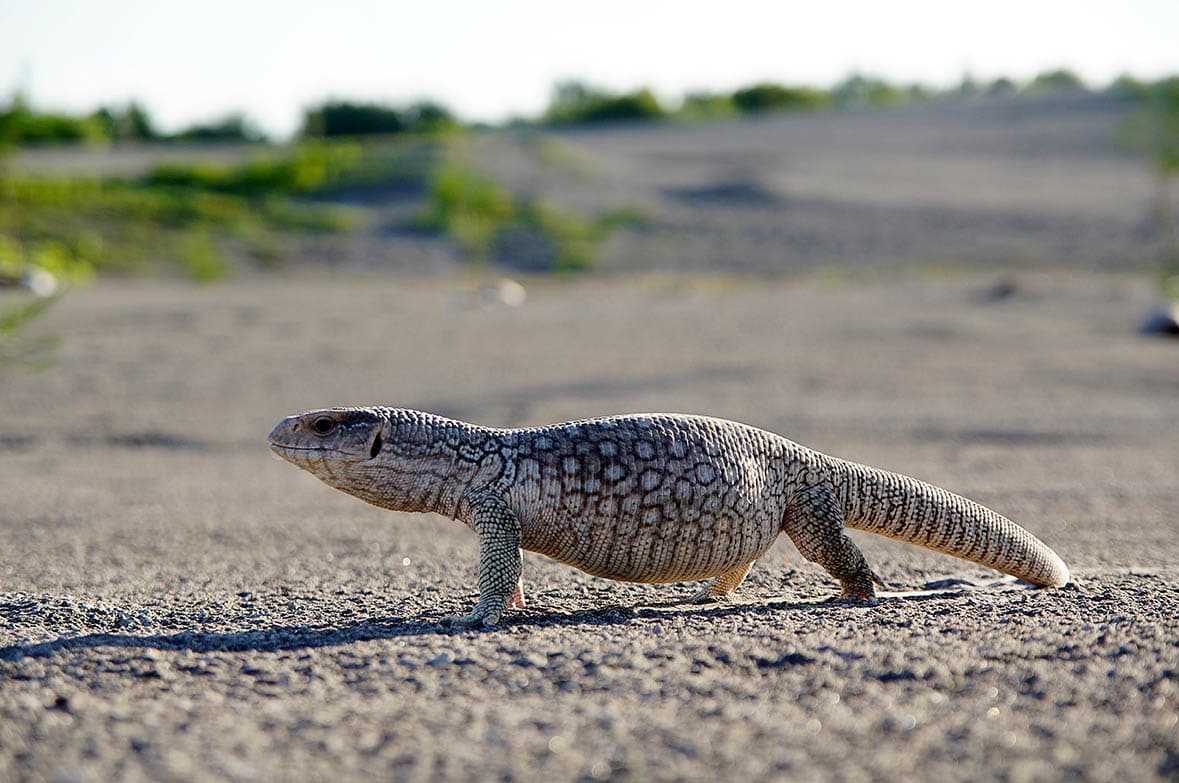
[[269, 442, 351, 456]]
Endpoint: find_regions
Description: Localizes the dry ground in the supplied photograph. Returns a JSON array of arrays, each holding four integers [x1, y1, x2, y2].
[[1, 270, 1177, 781]]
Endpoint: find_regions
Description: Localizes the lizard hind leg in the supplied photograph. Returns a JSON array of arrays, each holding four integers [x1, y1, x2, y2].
[[687, 561, 754, 604], [784, 484, 881, 603]]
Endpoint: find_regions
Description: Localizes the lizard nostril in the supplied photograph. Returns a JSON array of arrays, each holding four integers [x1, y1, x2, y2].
[[369, 433, 383, 459]]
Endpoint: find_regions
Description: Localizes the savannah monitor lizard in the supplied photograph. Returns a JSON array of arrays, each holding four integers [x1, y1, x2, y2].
[[268, 408, 1069, 627]]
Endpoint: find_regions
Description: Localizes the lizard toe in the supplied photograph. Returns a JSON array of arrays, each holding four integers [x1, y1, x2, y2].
[[831, 592, 880, 607], [686, 588, 731, 605], [440, 612, 500, 628]]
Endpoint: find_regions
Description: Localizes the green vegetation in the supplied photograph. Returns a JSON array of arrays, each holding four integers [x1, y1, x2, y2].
[[0, 92, 264, 146], [1025, 68, 1086, 94], [516, 134, 603, 179], [535, 68, 1102, 126], [1, 94, 107, 147], [1, 67, 1175, 286], [0, 295, 59, 369], [93, 102, 158, 142], [0, 234, 95, 287], [169, 113, 265, 143], [419, 152, 646, 273], [0, 141, 384, 281], [302, 100, 458, 138], [1121, 78, 1179, 183], [2, 127, 640, 279], [678, 92, 737, 119], [731, 83, 830, 113], [420, 159, 514, 259], [830, 74, 908, 107], [177, 231, 227, 283], [146, 142, 365, 195], [0, 67, 1169, 149], [1118, 77, 1179, 299], [543, 82, 667, 125]]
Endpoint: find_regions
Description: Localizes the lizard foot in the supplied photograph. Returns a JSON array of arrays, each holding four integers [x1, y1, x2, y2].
[[831, 592, 880, 607], [439, 611, 500, 628], [836, 570, 879, 604], [685, 563, 753, 605], [686, 584, 731, 605]]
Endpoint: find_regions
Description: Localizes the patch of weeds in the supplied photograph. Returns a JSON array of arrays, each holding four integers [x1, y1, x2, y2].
[[0, 295, 60, 370], [597, 207, 650, 232], [0, 234, 96, 288], [1158, 249, 1179, 302], [179, 231, 227, 283], [543, 82, 666, 125], [677, 92, 738, 119], [518, 134, 601, 179], [0, 140, 389, 280], [258, 198, 361, 233], [420, 156, 650, 273], [1118, 77, 1179, 296], [419, 160, 516, 259], [516, 201, 648, 274], [145, 141, 366, 196]]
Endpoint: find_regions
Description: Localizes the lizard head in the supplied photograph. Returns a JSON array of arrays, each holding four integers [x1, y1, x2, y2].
[[268, 407, 387, 482], [269, 406, 485, 515]]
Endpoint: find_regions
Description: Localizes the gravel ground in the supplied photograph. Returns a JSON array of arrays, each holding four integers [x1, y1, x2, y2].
[[1, 271, 1177, 781]]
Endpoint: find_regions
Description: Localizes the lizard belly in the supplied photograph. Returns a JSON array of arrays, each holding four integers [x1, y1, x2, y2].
[[506, 418, 786, 584], [519, 501, 779, 584]]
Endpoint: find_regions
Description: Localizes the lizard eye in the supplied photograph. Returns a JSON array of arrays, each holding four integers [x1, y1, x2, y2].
[[310, 416, 337, 436]]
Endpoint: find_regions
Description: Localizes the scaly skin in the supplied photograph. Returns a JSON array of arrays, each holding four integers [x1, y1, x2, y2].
[[268, 408, 1070, 627]]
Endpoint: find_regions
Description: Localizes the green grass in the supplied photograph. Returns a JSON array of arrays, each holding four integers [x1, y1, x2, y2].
[[1157, 250, 1179, 302], [0, 141, 388, 281], [420, 159, 516, 259], [0, 295, 60, 370], [145, 142, 366, 196], [418, 154, 648, 273], [3, 136, 644, 281]]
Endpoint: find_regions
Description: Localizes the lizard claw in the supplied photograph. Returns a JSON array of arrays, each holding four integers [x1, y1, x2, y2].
[[832, 592, 880, 606], [686, 583, 730, 605], [439, 611, 499, 628]]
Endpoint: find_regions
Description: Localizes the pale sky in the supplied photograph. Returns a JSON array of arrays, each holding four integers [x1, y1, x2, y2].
[[2, 0, 1177, 138]]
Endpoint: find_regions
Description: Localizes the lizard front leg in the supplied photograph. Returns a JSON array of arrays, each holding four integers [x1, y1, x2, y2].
[[442, 493, 523, 628]]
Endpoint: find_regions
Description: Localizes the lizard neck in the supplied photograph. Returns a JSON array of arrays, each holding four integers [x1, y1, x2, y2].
[[357, 411, 509, 520]]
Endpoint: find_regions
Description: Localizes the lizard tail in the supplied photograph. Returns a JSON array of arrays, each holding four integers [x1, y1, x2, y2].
[[835, 460, 1070, 587]]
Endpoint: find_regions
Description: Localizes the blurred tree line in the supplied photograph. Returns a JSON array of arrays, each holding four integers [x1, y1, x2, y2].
[[540, 68, 1101, 125], [301, 100, 457, 137], [0, 67, 1146, 151], [0, 91, 266, 148]]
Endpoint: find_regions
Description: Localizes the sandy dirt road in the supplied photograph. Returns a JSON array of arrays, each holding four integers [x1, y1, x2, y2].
[[1, 271, 1176, 781]]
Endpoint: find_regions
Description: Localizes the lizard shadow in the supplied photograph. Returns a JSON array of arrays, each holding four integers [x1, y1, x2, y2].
[[0, 603, 759, 659], [0, 587, 990, 660], [0, 618, 448, 660], [490, 586, 980, 629]]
